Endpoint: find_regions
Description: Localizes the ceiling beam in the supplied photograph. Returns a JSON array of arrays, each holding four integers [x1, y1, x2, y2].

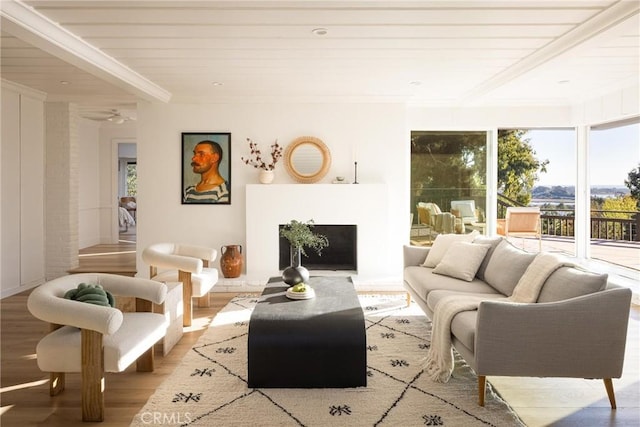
[[461, 0, 640, 104], [0, 0, 171, 103]]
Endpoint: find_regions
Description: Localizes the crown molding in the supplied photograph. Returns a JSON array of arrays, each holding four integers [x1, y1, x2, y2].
[[1, 78, 47, 100], [0, 0, 171, 103]]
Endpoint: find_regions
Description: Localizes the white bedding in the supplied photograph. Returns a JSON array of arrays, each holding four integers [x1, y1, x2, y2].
[[119, 207, 136, 227]]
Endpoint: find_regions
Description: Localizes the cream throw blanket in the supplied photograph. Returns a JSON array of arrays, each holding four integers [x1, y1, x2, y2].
[[424, 252, 574, 382]]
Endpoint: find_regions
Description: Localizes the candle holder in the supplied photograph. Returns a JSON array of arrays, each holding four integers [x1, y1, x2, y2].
[[353, 161, 359, 184]]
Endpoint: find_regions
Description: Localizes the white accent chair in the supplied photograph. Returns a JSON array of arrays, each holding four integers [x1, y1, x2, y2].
[[417, 202, 456, 234], [142, 243, 219, 327], [27, 273, 168, 422], [450, 200, 478, 225]]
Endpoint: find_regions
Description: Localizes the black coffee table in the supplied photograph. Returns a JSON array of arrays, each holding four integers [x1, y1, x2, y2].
[[247, 276, 367, 388]]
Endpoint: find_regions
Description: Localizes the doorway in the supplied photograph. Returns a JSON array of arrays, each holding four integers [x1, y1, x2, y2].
[[117, 142, 137, 242]]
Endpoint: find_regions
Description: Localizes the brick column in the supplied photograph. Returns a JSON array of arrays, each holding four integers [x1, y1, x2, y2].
[[45, 102, 79, 279]]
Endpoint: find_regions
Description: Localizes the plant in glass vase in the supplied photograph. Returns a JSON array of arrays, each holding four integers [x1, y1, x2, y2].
[[241, 138, 283, 184], [280, 219, 329, 287]]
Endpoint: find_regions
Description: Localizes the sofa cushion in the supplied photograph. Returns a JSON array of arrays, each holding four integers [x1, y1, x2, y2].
[[433, 241, 491, 282], [472, 236, 503, 281], [405, 266, 500, 307], [422, 231, 479, 268], [426, 290, 506, 351], [537, 267, 608, 302], [483, 239, 536, 296]]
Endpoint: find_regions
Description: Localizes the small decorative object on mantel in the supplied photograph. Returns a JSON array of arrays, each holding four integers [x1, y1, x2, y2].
[[332, 176, 349, 184], [279, 219, 329, 286], [241, 138, 283, 184], [220, 244, 243, 278]]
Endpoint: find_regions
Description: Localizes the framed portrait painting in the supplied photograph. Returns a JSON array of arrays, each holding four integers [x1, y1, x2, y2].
[[181, 132, 231, 204]]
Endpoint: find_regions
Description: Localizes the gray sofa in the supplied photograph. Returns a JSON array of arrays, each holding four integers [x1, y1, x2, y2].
[[403, 236, 632, 408]]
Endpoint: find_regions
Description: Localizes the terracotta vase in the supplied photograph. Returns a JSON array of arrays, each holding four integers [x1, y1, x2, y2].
[[220, 245, 243, 278]]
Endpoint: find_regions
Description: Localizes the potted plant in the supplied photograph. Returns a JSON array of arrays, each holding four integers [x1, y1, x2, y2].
[[280, 219, 329, 286]]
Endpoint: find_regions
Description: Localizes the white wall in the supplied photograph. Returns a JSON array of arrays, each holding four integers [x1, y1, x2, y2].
[[136, 102, 409, 285], [1, 81, 46, 297], [78, 119, 101, 248]]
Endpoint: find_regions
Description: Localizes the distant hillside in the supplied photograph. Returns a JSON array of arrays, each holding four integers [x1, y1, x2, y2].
[[532, 186, 629, 199]]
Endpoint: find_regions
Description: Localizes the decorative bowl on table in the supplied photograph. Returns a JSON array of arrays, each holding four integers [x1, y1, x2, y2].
[[286, 283, 315, 300]]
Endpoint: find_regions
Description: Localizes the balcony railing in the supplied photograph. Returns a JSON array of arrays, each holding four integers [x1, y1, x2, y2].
[[541, 209, 639, 242]]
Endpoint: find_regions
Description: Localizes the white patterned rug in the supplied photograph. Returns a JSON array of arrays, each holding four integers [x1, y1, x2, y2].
[[131, 294, 523, 427]]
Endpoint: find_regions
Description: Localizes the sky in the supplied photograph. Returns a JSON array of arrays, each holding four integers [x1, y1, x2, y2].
[[527, 123, 640, 187]]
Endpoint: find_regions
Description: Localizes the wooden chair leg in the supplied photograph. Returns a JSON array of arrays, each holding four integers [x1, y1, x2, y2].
[[179, 270, 193, 327], [136, 347, 155, 372], [603, 378, 617, 409], [406, 292, 411, 307], [478, 375, 486, 406], [81, 329, 104, 422], [197, 292, 210, 308], [49, 372, 65, 395]]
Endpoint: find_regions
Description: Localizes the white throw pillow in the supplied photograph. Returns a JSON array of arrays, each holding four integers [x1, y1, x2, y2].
[[422, 231, 479, 268], [432, 241, 491, 282]]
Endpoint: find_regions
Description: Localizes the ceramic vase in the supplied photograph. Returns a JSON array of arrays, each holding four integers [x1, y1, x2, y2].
[[282, 246, 309, 285], [220, 244, 243, 278], [259, 169, 275, 184]]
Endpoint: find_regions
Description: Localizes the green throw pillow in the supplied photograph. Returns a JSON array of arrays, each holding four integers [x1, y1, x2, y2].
[[63, 283, 115, 307]]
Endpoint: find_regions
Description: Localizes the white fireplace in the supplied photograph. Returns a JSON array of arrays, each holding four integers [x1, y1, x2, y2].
[[245, 184, 397, 289]]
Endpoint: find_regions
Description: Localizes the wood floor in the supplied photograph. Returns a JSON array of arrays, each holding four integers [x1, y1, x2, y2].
[[1, 288, 239, 426], [2, 236, 639, 426]]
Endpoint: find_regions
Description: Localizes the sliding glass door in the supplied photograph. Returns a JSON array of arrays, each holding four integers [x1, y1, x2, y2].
[[410, 131, 487, 243]]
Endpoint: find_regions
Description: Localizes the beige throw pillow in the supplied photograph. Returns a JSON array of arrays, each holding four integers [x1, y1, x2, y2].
[[432, 241, 491, 281], [422, 231, 479, 268]]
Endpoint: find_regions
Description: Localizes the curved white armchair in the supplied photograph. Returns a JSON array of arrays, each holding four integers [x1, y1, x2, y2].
[[142, 243, 219, 327], [27, 273, 168, 422]]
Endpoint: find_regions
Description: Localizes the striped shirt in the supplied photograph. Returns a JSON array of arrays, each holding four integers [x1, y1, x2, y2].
[[183, 182, 230, 204]]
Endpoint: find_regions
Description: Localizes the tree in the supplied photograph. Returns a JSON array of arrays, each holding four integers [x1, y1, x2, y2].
[[601, 195, 637, 219], [497, 129, 549, 206], [624, 164, 640, 207], [411, 131, 486, 205]]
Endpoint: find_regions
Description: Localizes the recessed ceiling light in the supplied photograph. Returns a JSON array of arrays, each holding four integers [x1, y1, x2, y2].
[[212, 81, 223, 86], [558, 80, 570, 84], [312, 28, 328, 36], [409, 81, 422, 86], [60, 80, 70, 85]]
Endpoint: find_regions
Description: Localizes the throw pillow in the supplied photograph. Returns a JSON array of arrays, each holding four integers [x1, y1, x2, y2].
[[472, 236, 503, 280], [537, 267, 607, 302], [63, 283, 115, 307], [422, 230, 479, 268], [433, 241, 491, 281], [483, 239, 536, 296]]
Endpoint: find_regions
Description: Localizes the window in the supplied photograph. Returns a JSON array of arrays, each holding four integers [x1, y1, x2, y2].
[[410, 131, 487, 241]]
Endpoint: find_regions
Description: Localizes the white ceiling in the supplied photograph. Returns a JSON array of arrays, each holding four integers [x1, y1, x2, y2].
[[1, 0, 639, 116]]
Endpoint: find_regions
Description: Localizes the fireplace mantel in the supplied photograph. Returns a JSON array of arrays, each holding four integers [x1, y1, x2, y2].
[[245, 184, 391, 283]]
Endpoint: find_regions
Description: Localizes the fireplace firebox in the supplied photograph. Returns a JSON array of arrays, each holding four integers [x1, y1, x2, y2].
[[278, 224, 357, 271]]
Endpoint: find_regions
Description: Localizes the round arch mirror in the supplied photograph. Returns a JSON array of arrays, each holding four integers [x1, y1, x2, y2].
[[284, 136, 331, 183]]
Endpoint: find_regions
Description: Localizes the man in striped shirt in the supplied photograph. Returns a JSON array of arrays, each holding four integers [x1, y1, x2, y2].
[[183, 140, 229, 203]]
